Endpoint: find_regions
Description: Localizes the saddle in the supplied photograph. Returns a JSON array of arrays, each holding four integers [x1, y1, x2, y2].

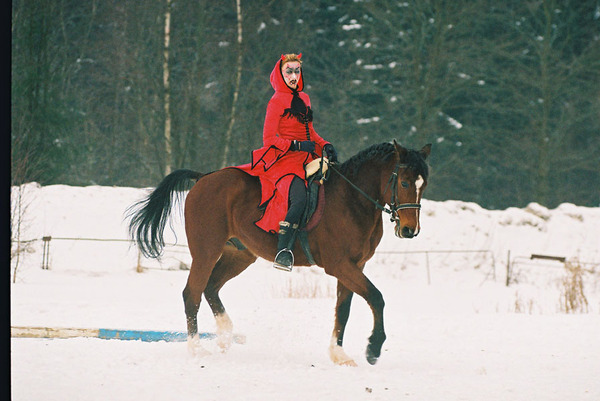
[[227, 157, 329, 266], [300, 156, 329, 231], [295, 157, 329, 264]]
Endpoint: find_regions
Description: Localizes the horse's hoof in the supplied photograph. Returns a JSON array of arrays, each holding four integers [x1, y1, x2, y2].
[[217, 332, 233, 352], [329, 341, 358, 367], [215, 313, 234, 352], [366, 346, 380, 365], [366, 332, 385, 365], [366, 353, 378, 365], [339, 358, 358, 367], [187, 335, 211, 357]]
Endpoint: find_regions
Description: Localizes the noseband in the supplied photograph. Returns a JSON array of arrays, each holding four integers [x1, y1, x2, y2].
[[383, 163, 421, 223], [330, 162, 421, 223]]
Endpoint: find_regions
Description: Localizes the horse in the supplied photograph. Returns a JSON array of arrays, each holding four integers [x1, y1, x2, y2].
[[127, 140, 431, 366]]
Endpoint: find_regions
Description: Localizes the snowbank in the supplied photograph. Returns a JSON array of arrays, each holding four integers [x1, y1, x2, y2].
[[10, 183, 600, 401]]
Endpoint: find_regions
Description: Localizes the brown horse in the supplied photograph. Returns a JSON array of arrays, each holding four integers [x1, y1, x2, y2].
[[128, 140, 431, 366]]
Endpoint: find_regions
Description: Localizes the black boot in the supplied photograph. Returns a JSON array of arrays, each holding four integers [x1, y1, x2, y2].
[[273, 221, 297, 272]]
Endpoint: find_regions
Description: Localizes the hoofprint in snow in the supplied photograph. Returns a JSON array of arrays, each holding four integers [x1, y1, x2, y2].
[[10, 183, 600, 401]]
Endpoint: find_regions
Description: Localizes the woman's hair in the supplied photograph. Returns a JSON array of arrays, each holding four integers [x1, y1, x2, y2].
[[280, 53, 302, 67]]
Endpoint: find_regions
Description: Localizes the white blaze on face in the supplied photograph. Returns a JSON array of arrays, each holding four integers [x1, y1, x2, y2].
[[415, 175, 424, 199], [414, 175, 424, 235]]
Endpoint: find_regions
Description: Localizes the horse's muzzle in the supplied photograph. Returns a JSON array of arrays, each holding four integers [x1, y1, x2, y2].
[[395, 225, 418, 239]]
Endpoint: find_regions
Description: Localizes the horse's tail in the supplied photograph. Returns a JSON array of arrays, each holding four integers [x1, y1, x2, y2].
[[127, 169, 204, 258]]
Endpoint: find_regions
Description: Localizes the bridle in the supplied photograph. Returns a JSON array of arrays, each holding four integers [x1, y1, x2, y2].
[[383, 163, 422, 223], [329, 162, 421, 223]]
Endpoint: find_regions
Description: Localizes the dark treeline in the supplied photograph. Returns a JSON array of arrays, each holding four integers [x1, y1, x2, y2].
[[11, 0, 600, 208]]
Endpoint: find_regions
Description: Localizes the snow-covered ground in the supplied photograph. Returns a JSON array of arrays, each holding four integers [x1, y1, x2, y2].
[[10, 183, 600, 401]]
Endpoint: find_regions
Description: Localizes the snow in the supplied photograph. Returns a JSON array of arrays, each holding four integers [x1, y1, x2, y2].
[[357, 116, 381, 124], [342, 20, 362, 31], [11, 182, 600, 401]]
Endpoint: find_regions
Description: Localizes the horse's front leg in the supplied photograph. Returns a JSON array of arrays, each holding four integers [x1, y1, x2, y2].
[[364, 284, 386, 365], [326, 265, 386, 366], [329, 282, 357, 366]]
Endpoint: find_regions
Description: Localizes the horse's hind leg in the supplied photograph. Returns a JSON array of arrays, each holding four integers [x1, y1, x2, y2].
[[182, 238, 229, 355], [182, 177, 236, 355], [183, 256, 218, 356], [204, 245, 257, 351]]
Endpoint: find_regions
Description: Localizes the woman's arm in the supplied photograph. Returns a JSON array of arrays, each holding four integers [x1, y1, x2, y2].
[[308, 122, 330, 155], [302, 94, 330, 153], [263, 98, 293, 151]]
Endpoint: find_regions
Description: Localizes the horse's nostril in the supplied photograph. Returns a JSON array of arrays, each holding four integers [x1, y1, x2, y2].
[[401, 226, 415, 238]]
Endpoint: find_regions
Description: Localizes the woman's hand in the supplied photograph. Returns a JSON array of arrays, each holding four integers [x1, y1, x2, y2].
[[324, 144, 338, 164]]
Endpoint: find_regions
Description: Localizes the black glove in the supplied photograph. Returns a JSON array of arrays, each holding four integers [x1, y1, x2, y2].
[[293, 140, 316, 153], [323, 144, 338, 164]]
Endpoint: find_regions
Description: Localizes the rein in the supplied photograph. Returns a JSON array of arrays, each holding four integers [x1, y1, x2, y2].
[[329, 162, 421, 222]]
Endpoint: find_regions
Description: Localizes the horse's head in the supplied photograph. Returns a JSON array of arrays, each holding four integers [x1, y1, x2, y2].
[[384, 141, 431, 239]]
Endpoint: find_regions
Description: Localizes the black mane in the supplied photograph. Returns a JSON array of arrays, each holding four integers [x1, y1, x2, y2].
[[338, 142, 429, 179], [339, 143, 395, 177]]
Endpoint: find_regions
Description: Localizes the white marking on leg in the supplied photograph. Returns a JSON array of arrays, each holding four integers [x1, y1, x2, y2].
[[328, 336, 357, 367], [215, 313, 233, 351], [187, 334, 211, 357]]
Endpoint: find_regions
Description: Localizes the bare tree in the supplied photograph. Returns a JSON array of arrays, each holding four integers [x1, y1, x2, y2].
[[10, 0, 599, 207], [163, 0, 173, 175], [221, 0, 244, 169]]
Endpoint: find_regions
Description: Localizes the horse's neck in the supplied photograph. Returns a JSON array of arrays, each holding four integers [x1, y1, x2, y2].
[[331, 161, 389, 214]]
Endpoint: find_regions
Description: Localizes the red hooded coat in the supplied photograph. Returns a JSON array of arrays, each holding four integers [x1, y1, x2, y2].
[[234, 58, 330, 233]]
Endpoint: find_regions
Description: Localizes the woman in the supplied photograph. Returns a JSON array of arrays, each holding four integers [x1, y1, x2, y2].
[[236, 53, 338, 271]]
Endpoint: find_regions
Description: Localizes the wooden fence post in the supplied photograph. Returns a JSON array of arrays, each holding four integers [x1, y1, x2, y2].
[[136, 249, 144, 273], [42, 236, 52, 270], [505, 250, 511, 286]]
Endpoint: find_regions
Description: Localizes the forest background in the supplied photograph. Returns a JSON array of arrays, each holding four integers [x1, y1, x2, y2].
[[11, 0, 600, 209]]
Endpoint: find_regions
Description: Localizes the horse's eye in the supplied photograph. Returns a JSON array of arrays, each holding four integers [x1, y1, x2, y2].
[[401, 181, 409, 189]]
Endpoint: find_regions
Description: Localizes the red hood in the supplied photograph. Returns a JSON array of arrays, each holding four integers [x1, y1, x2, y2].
[[270, 59, 304, 93]]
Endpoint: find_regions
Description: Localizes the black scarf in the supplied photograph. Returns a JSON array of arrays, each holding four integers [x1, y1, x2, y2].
[[282, 89, 313, 124]]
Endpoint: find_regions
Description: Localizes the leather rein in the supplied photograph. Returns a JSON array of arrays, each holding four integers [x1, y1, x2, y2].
[[329, 162, 421, 223]]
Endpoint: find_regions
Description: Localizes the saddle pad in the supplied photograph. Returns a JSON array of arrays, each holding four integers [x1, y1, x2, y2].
[[305, 157, 329, 178], [302, 183, 325, 232]]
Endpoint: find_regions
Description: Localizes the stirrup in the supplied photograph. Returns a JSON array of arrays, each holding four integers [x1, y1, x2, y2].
[[273, 248, 294, 272]]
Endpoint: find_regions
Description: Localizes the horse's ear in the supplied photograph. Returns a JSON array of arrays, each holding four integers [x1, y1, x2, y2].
[[393, 140, 408, 158], [420, 144, 432, 160]]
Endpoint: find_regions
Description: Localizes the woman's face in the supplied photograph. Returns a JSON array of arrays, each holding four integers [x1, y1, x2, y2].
[[282, 61, 301, 89]]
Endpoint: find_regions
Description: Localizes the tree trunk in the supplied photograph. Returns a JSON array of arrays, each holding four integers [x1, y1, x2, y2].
[[220, 0, 243, 169], [163, 0, 172, 175], [534, 0, 555, 205]]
